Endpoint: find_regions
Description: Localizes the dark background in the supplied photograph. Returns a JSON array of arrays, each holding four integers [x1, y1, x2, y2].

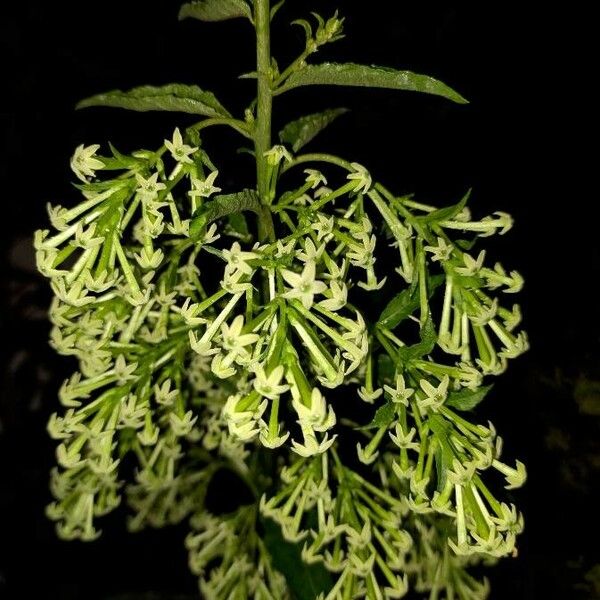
[[1, 1, 596, 599]]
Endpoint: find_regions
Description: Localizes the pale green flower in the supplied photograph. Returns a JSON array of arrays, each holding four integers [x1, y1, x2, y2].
[[164, 127, 198, 164], [70, 144, 104, 182]]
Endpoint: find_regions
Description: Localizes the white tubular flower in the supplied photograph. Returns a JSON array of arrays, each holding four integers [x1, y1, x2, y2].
[[389, 424, 420, 451], [169, 410, 198, 436], [296, 239, 325, 263], [383, 375, 415, 405], [264, 145, 293, 166], [134, 247, 164, 270], [188, 171, 221, 199], [357, 386, 383, 403], [275, 238, 296, 258], [135, 172, 167, 201], [291, 424, 336, 457], [492, 459, 527, 489], [292, 388, 336, 432], [228, 419, 260, 442], [154, 379, 178, 406], [172, 297, 208, 327], [318, 280, 348, 311], [281, 261, 327, 309], [220, 266, 253, 294], [424, 237, 453, 262], [210, 354, 236, 379], [164, 127, 198, 164], [70, 144, 104, 182], [259, 423, 290, 449], [455, 250, 486, 276], [347, 162, 372, 193], [222, 241, 258, 275], [312, 214, 335, 241], [304, 169, 327, 189], [252, 365, 289, 400], [417, 375, 450, 413], [220, 315, 259, 358], [202, 223, 220, 244]]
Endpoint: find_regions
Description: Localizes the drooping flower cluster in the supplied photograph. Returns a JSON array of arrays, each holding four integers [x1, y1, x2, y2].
[[37, 125, 527, 599]]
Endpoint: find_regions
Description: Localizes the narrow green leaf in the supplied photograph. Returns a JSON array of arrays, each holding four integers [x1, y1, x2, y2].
[[376, 353, 395, 385], [446, 384, 493, 411], [262, 518, 332, 599], [279, 108, 349, 152], [77, 84, 231, 118], [275, 63, 468, 104], [377, 274, 444, 330], [428, 414, 456, 490], [415, 189, 471, 226], [358, 400, 396, 431], [397, 315, 437, 364], [178, 0, 252, 22]]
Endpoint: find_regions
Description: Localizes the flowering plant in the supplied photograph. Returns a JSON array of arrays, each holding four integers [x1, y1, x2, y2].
[[35, 1, 527, 598]]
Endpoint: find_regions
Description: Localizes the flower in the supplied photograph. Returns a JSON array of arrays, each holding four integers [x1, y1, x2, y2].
[[264, 145, 293, 165], [222, 242, 259, 275], [70, 144, 104, 182], [252, 365, 289, 400], [318, 280, 348, 311], [188, 171, 221, 199], [347, 162, 372, 193], [220, 315, 259, 357], [164, 127, 198, 164], [417, 375, 450, 413], [135, 172, 167, 201], [383, 374, 415, 405], [281, 261, 327, 309]]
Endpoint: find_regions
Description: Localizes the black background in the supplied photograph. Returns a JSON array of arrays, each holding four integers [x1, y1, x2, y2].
[[0, 1, 596, 599]]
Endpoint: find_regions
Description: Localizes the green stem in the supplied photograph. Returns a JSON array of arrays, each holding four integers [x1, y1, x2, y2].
[[255, 0, 272, 203]]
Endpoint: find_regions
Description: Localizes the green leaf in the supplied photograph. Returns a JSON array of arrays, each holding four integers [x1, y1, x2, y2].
[[397, 315, 437, 365], [77, 84, 231, 118], [275, 63, 468, 104], [178, 0, 252, 22], [189, 189, 261, 240], [224, 212, 252, 241], [358, 400, 396, 431], [376, 353, 395, 385], [415, 189, 471, 226], [428, 414, 456, 490], [377, 274, 444, 330], [279, 108, 349, 152], [446, 384, 493, 411], [262, 518, 332, 599]]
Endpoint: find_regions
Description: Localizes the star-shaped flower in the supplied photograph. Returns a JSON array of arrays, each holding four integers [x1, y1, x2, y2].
[[188, 171, 221, 199], [164, 127, 198, 164], [70, 144, 104, 182], [281, 261, 327, 309]]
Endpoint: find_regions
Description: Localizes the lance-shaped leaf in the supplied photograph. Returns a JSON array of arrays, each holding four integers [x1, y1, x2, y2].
[[377, 274, 444, 330], [275, 63, 468, 104], [445, 384, 493, 411], [178, 0, 252, 22], [77, 84, 231, 118], [279, 108, 349, 152], [415, 189, 471, 226], [189, 189, 261, 240]]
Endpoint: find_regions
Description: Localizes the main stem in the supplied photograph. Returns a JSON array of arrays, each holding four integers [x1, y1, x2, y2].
[[255, 0, 272, 204]]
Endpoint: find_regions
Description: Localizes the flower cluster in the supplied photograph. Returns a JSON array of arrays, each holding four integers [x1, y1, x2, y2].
[[37, 127, 527, 599]]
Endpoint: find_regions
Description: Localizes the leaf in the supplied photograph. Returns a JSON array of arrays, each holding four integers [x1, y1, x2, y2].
[[376, 353, 395, 385], [415, 189, 471, 226], [77, 84, 231, 118], [428, 414, 456, 490], [446, 384, 493, 411], [224, 212, 252, 241], [178, 0, 252, 22], [397, 315, 437, 365], [377, 274, 444, 330], [275, 63, 468, 104], [189, 189, 261, 240], [358, 400, 396, 431], [262, 518, 333, 599], [279, 108, 349, 152]]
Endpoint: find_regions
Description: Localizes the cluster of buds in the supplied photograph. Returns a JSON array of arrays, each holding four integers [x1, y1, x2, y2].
[[38, 123, 527, 599]]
